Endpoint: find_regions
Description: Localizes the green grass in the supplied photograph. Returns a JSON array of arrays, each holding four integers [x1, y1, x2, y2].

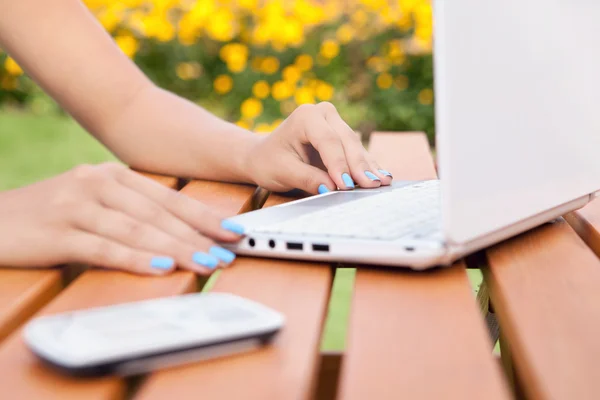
[[0, 110, 482, 351], [0, 110, 116, 191]]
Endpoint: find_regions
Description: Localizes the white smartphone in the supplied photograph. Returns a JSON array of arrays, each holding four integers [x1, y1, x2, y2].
[[23, 292, 284, 377]]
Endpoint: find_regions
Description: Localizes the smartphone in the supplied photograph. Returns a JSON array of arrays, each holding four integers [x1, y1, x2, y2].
[[23, 292, 284, 377]]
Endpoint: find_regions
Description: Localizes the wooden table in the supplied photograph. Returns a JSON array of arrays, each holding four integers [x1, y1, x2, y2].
[[2, 132, 600, 399]]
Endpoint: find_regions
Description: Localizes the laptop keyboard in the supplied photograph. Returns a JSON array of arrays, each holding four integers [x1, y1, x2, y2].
[[254, 180, 443, 241]]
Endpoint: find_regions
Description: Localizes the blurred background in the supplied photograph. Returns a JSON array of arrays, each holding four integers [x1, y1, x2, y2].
[[0, 0, 434, 190]]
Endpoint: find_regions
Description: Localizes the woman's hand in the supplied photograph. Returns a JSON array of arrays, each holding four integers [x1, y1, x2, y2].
[[243, 102, 393, 195], [0, 163, 244, 275]]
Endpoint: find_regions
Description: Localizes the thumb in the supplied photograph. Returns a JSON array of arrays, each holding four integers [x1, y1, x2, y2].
[[279, 158, 337, 195]]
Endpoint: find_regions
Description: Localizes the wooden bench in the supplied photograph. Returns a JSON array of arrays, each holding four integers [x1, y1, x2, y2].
[[0, 132, 599, 399]]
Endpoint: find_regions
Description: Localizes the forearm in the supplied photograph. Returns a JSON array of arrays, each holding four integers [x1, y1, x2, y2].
[[101, 84, 261, 183]]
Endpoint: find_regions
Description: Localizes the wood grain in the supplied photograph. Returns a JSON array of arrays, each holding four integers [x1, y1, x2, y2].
[[136, 177, 333, 400], [133, 171, 179, 190], [484, 218, 600, 400], [338, 132, 510, 399], [0, 269, 63, 343]]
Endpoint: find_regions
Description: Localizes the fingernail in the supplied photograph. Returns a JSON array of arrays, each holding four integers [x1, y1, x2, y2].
[[341, 173, 355, 189], [221, 220, 245, 235], [364, 171, 381, 181], [318, 184, 330, 194], [210, 246, 236, 264], [150, 256, 174, 270], [378, 169, 393, 178], [193, 252, 220, 269]]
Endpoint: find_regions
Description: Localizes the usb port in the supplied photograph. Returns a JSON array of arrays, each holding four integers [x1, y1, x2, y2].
[[312, 244, 329, 252], [286, 242, 303, 250]]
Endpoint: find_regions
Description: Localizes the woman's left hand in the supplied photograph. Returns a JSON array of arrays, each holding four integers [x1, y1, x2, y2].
[[243, 102, 394, 195]]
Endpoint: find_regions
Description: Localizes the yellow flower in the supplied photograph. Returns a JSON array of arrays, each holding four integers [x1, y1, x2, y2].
[[260, 56, 280, 75], [376, 73, 393, 90], [238, 0, 258, 10], [241, 98, 263, 119], [367, 56, 390, 73], [282, 65, 301, 83], [176, 62, 202, 81], [4, 57, 23, 76], [294, 54, 313, 72], [220, 43, 248, 74], [320, 39, 340, 59], [252, 80, 270, 99], [214, 74, 233, 94], [387, 40, 406, 65], [271, 81, 294, 100], [315, 81, 334, 101], [236, 119, 253, 130], [394, 75, 409, 91], [254, 123, 272, 135], [281, 19, 304, 47], [294, 87, 315, 105], [418, 88, 434, 105], [336, 24, 354, 44], [115, 35, 139, 58], [206, 8, 236, 42]]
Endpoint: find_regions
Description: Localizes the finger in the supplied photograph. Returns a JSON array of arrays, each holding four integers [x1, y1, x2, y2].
[[275, 158, 337, 195], [298, 105, 355, 190], [98, 178, 228, 251], [64, 231, 175, 276], [368, 160, 394, 186], [74, 204, 235, 273], [320, 103, 388, 188], [100, 164, 245, 241]]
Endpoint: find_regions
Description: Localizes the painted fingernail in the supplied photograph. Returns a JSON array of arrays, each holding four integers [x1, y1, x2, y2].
[[364, 171, 381, 181], [378, 169, 393, 178], [150, 256, 174, 270], [221, 220, 245, 235], [318, 184, 330, 194], [341, 173, 355, 189], [210, 246, 236, 264], [193, 252, 220, 269]]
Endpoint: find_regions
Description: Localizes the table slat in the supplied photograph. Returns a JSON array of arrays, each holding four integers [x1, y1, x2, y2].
[[136, 259, 332, 400], [136, 175, 331, 400], [338, 132, 510, 399], [484, 217, 600, 399], [0, 269, 62, 343], [0, 271, 196, 400], [565, 199, 600, 257]]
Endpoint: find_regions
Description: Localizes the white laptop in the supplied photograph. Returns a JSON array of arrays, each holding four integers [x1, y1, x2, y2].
[[223, 0, 600, 270]]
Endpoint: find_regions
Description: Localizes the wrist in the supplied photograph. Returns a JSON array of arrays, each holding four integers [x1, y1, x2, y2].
[[229, 126, 263, 185]]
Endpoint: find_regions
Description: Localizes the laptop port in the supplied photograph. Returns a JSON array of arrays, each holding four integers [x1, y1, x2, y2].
[[268, 240, 276, 249], [405, 246, 415, 252], [248, 238, 256, 247], [286, 242, 303, 250], [312, 244, 329, 252]]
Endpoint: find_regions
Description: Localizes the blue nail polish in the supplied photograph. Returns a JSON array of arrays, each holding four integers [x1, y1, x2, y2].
[[364, 171, 381, 181], [193, 252, 219, 269], [378, 169, 393, 178], [318, 184, 330, 194], [150, 256, 174, 270], [341, 173, 355, 189], [210, 246, 236, 264], [221, 220, 245, 235]]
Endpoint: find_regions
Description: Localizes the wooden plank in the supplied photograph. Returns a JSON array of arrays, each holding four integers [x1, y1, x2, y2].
[[0, 269, 62, 343], [0, 271, 196, 400], [133, 170, 179, 189], [338, 132, 510, 399], [564, 199, 600, 257], [0, 174, 244, 399], [136, 186, 332, 399], [484, 217, 600, 399]]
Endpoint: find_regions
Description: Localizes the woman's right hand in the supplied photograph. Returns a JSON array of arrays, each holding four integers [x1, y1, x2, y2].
[[0, 162, 245, 275]]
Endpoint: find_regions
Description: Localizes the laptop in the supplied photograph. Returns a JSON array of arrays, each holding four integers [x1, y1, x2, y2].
[[223, 0, 600, 270]]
